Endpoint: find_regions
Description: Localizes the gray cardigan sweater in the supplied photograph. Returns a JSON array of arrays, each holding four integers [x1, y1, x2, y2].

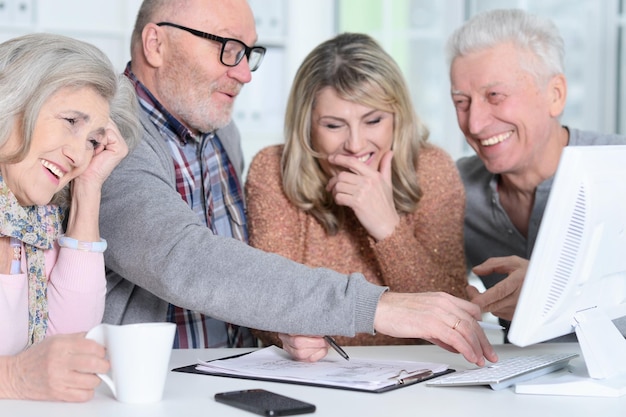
[[99, 109, 384, 336]]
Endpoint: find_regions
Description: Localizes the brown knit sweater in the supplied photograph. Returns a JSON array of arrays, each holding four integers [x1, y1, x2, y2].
[[245, 144, 467, 347]]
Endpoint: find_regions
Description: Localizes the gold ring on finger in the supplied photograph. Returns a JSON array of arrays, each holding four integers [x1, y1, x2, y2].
[[452, 319, 462, 330]]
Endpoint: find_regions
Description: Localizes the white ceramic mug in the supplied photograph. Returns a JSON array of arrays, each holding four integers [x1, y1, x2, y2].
[[86, 322, 176, 404]]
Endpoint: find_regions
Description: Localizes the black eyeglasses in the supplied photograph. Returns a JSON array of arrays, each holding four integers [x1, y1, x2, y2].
[[156, 22, 266, 71]]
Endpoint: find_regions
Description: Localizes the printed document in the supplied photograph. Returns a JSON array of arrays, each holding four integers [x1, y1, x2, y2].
[[195, 346, 449, 391]]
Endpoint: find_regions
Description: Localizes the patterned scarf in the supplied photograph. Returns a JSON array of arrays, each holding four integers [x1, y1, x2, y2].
[[0, 173, 64, 345]]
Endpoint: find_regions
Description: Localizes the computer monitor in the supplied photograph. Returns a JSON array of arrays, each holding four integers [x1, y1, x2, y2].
[[507, 145, 626, 397]]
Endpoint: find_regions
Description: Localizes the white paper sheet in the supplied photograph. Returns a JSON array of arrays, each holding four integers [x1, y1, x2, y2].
[[196, 346, 449, 391]]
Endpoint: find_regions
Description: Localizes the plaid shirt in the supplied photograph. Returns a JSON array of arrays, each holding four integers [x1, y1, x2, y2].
[[125, 64, 255, 348]]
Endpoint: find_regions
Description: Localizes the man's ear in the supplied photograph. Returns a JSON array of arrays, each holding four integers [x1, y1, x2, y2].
[[142, 23, 165, 68], [548, 73, 567, 118]]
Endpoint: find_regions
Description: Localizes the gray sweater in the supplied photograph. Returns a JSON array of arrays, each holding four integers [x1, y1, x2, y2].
[[99, 109, 385, 337]]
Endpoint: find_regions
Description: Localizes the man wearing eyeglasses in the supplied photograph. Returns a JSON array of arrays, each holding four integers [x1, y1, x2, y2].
[[99, 0, 497, 366]]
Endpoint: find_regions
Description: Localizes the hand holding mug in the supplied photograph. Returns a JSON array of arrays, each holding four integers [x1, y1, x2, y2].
[[86, 322, 176, 404]]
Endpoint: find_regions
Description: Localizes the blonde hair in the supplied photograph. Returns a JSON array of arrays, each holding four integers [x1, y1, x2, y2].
[[282, 33, 428, 234]]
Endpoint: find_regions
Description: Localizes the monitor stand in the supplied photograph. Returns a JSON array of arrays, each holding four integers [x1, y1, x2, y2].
[[514, 309, 626, 397]]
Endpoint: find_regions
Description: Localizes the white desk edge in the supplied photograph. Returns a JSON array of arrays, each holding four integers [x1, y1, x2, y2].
[[2, 343, 624, 417]]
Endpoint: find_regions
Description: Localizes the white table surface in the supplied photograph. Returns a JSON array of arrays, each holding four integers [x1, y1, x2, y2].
[[2, 342, 623, 416]]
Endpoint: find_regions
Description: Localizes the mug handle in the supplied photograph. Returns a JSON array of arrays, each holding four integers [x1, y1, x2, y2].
[[85, 324, 117, 398]]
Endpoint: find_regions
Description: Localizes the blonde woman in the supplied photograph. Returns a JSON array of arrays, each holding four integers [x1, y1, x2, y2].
[[246, 33, 467, 354]]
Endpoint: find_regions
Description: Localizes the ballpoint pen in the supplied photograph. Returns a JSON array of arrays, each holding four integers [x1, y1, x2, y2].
[[324, 336, 350, 361]]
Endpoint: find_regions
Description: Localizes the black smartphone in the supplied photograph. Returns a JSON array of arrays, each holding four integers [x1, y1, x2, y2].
[[214, 389, 316, 416]]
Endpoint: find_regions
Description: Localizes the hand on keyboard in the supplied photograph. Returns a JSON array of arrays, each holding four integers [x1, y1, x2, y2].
[[426, 353, 579, 391]]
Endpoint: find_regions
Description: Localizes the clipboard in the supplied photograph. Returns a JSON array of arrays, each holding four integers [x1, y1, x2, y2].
[[172, 348, 455, 393]]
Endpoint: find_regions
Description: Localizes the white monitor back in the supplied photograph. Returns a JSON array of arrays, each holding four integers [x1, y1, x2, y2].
[[508, 145, 626, 397]]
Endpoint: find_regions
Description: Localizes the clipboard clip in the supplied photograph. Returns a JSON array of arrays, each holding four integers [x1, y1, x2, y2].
[[392, 369, 434, 385]]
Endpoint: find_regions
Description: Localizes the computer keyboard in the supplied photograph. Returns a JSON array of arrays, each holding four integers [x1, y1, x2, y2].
[[426, 352, 579, 391]]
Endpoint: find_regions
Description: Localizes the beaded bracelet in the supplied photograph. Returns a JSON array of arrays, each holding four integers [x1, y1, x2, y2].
[[58, 235, 107, 252]]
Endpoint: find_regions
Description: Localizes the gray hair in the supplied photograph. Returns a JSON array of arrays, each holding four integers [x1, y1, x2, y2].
[[0, 33, 141, 206], [446, 9, 565, 84]]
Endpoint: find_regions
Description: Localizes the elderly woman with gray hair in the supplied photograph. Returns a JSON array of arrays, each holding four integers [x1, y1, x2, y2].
[[0, 33, 140, 402]]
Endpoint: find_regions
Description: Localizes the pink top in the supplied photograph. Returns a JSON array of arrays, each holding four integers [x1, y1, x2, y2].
[[0, 242, 106, 355]]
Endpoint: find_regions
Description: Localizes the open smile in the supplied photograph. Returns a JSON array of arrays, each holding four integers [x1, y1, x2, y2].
[[356, 153, 373, 163], [40, 159, 65, 179], [479, 131, 513, 147]]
